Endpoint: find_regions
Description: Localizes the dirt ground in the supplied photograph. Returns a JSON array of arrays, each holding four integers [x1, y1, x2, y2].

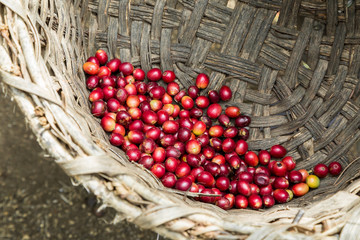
[[0, 93, 160, 240]]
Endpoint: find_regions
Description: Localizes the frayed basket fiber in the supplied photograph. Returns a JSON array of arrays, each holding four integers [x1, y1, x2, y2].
[[1, 0, 360, 239]]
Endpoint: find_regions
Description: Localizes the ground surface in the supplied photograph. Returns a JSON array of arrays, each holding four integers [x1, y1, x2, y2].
[[0, 93, 159, 240]]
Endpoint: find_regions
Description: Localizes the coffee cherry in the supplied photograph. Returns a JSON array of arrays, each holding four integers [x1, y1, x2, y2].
[[244, 151, 259, 167], [133, 68, 145, 81], [269, 145, 287, 158], [162, 70, 176, 83], [292, 183, 309, 197], [106, 58, 121, 73], [262, 195, 275, 208], [207, 104, 222, 119], [225, 106, 240, 118], [216, 176, 230, 192], [271, 162, 287, 177], [282, 156, 296, 171], [188, 86, 200, 99], [313, 164, 328, 178], [161, 172, 177, 188], [181, 96, 194, 110], [147, 68, 162, 81], [328, 161, 342, 176], [306, 175, 320, 189], [86, 56, 100, 66], [95, 49, 108, 65], [197, 171, 215, 187], [288, 170, 302, 184], [248, 194, 262, 209], [234, 195, 248, 209], [195, 73, 209, 89], [237, 180, 251, 197], [208, 90, 220, 103], [273, 189, 289, 203]]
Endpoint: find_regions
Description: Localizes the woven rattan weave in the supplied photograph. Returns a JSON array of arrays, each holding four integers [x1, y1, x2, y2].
[[0, 0, 360, 239]]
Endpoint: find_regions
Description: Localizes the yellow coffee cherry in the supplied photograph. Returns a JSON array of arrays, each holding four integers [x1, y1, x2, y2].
[[306, 175, 320, 189]]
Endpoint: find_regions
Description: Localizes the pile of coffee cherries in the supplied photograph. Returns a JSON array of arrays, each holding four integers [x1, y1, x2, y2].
[[83, 50, 343, 210]]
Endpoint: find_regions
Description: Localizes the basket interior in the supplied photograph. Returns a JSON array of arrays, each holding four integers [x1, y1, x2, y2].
[[74, 0, 360, 203], [2, 0, 360, 237]]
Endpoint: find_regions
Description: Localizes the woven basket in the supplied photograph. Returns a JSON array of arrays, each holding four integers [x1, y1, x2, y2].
[[1, 0, 360, 239]]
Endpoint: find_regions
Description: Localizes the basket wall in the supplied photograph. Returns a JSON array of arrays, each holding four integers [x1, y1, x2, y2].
[[0, 0, 360, 239]]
